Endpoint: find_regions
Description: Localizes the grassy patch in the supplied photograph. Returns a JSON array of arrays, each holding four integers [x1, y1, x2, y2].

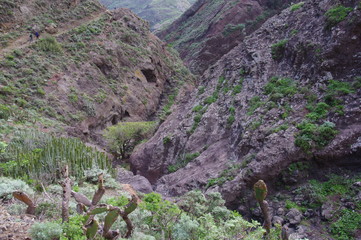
[[290, 2, 304, 11]]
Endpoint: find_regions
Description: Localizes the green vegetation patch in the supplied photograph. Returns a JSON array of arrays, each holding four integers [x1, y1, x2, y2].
[[295, 121, 338, 152], [264, 76, 298, 102], [247, 96, 264, 115], [331, 209, 361, 240], [206, 163, 240, 188], [290, 2, 305, 11], [271, 39, 288, 60], [36, 36, 63, 53], [0, 130, 114, 182], [168, 152, 200, 173], [325, 5, 353, 27]]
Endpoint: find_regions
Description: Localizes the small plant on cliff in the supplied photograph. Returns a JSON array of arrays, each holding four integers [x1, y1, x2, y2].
[[290, 2, 305, 11], [325, 5, 353, 28], [295, 121, 338, 152], [168, 152, 200, 173], [103, 121, 156, 160], [271, 39, 288, 60]]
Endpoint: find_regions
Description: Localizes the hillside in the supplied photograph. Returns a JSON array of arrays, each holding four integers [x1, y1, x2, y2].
[[1, 0, 361, 239], [158, 0, 301, 74], [99, 0, 197, 30], [131, 0, 361, 238], [0, 0, 192, 146]]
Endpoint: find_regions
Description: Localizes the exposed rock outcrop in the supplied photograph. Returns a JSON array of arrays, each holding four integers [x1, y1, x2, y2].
[[131, 0, 361, 207], [158, 0, 301, 74]]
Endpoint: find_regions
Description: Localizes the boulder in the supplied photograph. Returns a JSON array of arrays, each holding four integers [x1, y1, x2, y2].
[[118, 168, 153, 193], [286, 208, 302, 225]]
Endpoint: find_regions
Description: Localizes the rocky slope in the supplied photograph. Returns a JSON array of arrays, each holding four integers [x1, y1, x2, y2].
[[0, 0, 193, 145], [131, 0, 361, 214], [158, 0, 301, 74], [99, 0, 197, 30]]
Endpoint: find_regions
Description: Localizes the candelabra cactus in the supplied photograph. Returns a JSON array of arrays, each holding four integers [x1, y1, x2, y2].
[[253, 180, 271, 234]]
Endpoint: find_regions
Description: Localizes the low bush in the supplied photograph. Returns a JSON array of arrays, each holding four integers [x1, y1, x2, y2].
[[0, 177, 34, 199], [295, 121, 338, 151], [331, 209, 361, 240], [36, 36, 63, 53], [29, 221, 62, 240]]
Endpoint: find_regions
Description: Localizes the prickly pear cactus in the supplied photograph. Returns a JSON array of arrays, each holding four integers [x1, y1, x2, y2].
[[104, 210, 119, 234], [253, 180, 268, 202], [86, 219, 99, 239]]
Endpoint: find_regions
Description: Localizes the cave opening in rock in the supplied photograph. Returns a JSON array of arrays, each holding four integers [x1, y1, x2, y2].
[[141, 69, 157, 83]]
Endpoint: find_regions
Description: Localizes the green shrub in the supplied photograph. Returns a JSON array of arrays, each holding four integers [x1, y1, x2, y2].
[[60, 215, 87, 240], [271, 39, 288, 60], [331, 209, 361, 240], [106, 196, 129, 207], [306, 102, 330, 121], [247, 96, 263, 115], [163, 136, 171, 145], [103, 121, 156, 160], [295, 121, 338, 151], [35, 202, 60, 218], [36, 36, 63, 53], [0, 177, 34, 200], [203, 96, 217, 104], [0, 104, 11, 120], [192, 105, 203, 112], [264, 76, 298, 101], [29, 221, 62, 240], [325, 5, 353, 27], [290, 2, 304, 11]]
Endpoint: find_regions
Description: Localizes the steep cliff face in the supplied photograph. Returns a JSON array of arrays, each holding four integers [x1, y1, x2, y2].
[[99, 0, 197, 30], [0, 0, 192, 144], [158, 0, 301, 74], [131, 0, 361, 204]]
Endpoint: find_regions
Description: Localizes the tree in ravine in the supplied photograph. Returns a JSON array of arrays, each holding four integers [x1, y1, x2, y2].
[[103, 121, 156, 160]]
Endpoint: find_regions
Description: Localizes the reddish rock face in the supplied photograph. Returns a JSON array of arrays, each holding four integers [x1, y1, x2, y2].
[[131, 0, 361, 207], [158, 0, 299, 74]]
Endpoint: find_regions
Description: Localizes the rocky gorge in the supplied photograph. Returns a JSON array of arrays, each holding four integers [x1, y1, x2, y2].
[[0, 0, 360, 239]]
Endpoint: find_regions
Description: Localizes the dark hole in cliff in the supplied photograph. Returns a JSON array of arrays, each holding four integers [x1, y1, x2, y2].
[[141, 69, 157, 83], [123, 110, 130, 118], [111, 115, 120, 125]]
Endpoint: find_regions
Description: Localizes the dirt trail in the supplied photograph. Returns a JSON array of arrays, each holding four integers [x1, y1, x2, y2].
[[0, 11, 106, 59]]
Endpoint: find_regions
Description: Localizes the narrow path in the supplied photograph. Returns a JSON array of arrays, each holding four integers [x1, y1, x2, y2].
[[0, 11, 105, 58]]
